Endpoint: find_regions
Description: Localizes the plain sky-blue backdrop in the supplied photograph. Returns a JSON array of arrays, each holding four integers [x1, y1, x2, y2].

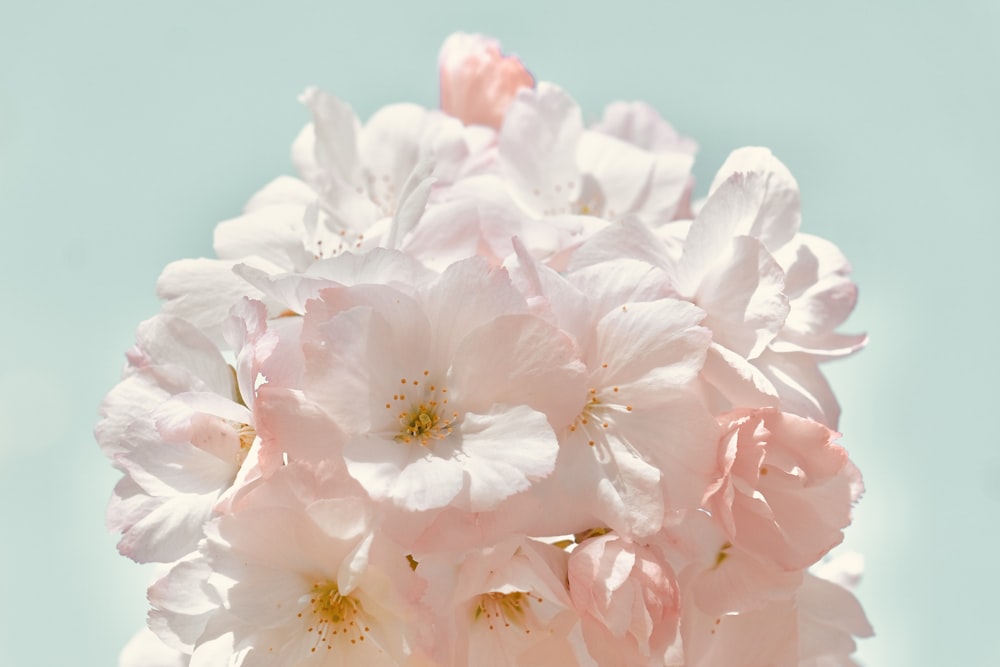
[[1, 1, 997, 665]]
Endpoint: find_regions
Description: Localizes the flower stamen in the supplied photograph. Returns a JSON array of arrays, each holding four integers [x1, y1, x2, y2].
[[302, 581, 367, 652], [473, 591, 544, 634], [390, 377, 458, 446]]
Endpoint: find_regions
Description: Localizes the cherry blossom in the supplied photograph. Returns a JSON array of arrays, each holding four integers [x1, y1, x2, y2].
[[96, 310, 265, 562], [568, 533, 681, 667], [705, 408, 863, 571], [98, 30, 871, 667], [420, 536, 588, 667], [438, 32, 534, 129], [280, 254, 587, 513], [149, 462, 428, 666]]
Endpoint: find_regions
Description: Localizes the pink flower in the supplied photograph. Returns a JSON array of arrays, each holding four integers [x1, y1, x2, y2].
[[569, 533, 680, 667], [281, 254, 586, 513], [148, 462, 429, 666], [706, 408, 864, 571], [422, 536, 586, 667], [797, 569, 874, 665], [509, 247, 720, 537], [438, 33, 534, 129], [97, 313, 264, 563]]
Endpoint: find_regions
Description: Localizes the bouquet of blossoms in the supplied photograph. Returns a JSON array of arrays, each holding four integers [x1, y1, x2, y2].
[[98, 33, 873, 667]]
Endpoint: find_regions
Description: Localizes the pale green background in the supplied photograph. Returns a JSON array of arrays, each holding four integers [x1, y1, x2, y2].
[[1, 1, 996, 665]]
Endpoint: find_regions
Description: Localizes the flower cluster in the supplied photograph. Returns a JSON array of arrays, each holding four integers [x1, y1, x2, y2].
[[99, 32, 872, 667]]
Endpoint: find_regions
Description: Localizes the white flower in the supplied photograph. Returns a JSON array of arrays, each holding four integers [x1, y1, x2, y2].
[[97, 312, 263, 562], [149, 462, 428, 666], [421, 536, 589, 667], [289, 254, 586, 512]]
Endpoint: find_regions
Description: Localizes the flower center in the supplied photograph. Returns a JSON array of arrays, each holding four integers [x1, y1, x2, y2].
[[568, 384, 632, 446], [299, 581, 369, 652], [387, 374, 459, 446], [473, 591, 543, 633]]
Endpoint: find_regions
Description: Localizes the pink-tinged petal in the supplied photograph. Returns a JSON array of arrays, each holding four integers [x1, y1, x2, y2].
[[567, 258, 675, 324], [767, 235, 868, 358], [712, 409, 862, 570], [457, 405, 560, 511], [433, 175, 603, 269], [129, 315, 234, 397], [680, 595, 799, 667], [507, 237, 592, 338], [119, 627, 188, 667], [557, 426, 664, 537], [769, 330, 868, 358], [295, 87, 362, 187], [786, 273, 859, 336], [96, 373, 171, 462], [153, 463, 425, 666], [147, 555, 220, 651], [443, 537, 580, 667], [420, 257, 527, 365], [700, 342, 781, 412], [156, 257, 284, 342], [116, 415, 235, 497], [776, 234, 852, 299], [592, 101, 698, 155], [568, 218, 677, 285], [642, 151, 698, 224], [359, 103, 468, 197], [405, 194, 510, 270], [253, 386, 347, 464], [451, 314, 587, 429], [688, 541, 804, 615], [302, 305, 383, 434], [797, 572, 873, 663], [314, 175, 383, 238], [235, 248, 434, 317], [305, 246, 436, 289], [302, 290, 431, 434], [214, 438, 269, 514], [591, 298, 710, 390], [107, 475, 157, 533], [499, 83, 583, 214], [569, 534, 680, 667], [222, 297, 273, 411], [439, 32, 534, 129], [162, 392, 252, 435], [530, 213, 610, 271], [576, 131, 656, 218], [243, 175, 315, 212], [703, 146, 801, 252], [305, 497, 373, 545], [659, 510, 799, 616], [695, 236, 790, 359], [384, 160, 435, 250], [212, 204, 309, 269], [577, 130, 694, 224], [605, 393, 721, 514], [116, 490, 217, 563], [754, 349, 841, 427], [345, 433, 464, 511], [797, 574, 875, 657], [187, 635, 237, 667]]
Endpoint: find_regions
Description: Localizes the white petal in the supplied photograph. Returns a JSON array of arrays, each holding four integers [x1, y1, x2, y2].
[[704, 146, 801, 252], [499, 83, 583, 215], [459, 405, 560, 511]]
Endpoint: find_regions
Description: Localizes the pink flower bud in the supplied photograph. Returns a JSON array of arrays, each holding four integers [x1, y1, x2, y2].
[[438, 32, 534, 129]]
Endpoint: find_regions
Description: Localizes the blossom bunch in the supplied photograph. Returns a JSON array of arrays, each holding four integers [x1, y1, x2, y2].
[[99, 33, 872, 667]]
